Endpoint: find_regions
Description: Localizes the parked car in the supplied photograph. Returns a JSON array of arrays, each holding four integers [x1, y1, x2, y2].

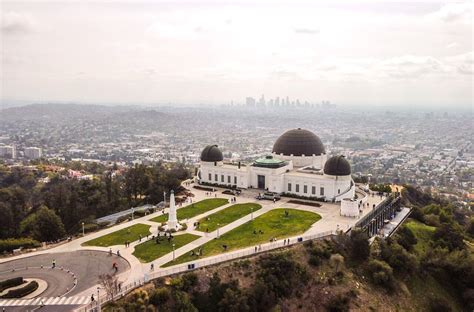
[[256, 192, 281, 201]]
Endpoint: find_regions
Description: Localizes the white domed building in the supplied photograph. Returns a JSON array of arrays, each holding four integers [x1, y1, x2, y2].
[[197, 128, 355, 202]]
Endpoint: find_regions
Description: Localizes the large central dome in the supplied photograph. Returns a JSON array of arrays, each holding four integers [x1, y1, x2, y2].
[[272, 128, 325, 156]]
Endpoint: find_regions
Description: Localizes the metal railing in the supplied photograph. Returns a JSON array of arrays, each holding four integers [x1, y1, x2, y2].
[[80, 230, 335, 311]]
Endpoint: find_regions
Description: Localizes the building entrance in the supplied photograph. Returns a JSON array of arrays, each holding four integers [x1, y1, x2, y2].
[[257, 175, 265, 189]]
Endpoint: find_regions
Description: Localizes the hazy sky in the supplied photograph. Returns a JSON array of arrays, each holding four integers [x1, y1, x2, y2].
[[1, 1, 473, 107]]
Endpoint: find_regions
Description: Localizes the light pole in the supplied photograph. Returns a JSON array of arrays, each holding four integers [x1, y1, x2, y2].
[[131, 208, 135, 220], [217, 224, 220, 238], [172, 243, 176, 261], [97, 286, 100, 311], [251, 208, 253, 220], [82, 222, 85, 237]]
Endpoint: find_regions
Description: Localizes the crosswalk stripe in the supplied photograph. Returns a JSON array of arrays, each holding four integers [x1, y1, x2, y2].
[[11, 299, 21, 306], [0, 296, 95, 307], [58, 297, 68, 305], [70, 296, 79, 304]]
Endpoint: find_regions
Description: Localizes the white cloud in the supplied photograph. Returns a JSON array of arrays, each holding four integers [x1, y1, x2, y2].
[[1, 12, 36, 35]]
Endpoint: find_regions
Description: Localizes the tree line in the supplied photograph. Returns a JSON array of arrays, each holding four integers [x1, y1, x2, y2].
[[0, 162, 191, 244]]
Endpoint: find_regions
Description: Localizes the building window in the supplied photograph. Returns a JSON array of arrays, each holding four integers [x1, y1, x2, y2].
[[227, 176, 231, 183], [303, 185, 308, 194], [209, 173, 212, 181], [215, 174, 218, 181], [320, 187, 324, 196], [288, 183, 292, 192], [221, 175, 224, 182], [296, 184, 300, 192], [312, 186, 316, 195], [234, 176, 237, 184]]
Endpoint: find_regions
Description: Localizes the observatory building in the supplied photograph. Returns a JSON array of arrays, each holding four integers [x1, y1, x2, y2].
[[197, 128, 355, 202]]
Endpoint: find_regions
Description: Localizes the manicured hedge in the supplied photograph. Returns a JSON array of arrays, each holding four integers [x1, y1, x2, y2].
[[0, 238, 42, 253], [0, 280, 38, 298], [0, 277, 24, 292]]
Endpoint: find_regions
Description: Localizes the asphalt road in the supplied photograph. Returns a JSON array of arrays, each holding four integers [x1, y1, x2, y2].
[[0, 250, 130, 297]]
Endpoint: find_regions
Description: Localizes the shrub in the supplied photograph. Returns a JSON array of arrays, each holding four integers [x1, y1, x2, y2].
[[115, 214, 132, 224], [428, 296, 452, 312], [308, 255, 322, 267], [0, 281, 38, 298], [0, 238, 41, 253], [325, 293, 351, 312], [82, 223, 99, 233], [149, 287, 170, 306], [396, 226, 417, 251], [349, 229, 370, 262], [367, 259, 394, 289], [181, 272, 198, 291], [0, 277, 24, 292]]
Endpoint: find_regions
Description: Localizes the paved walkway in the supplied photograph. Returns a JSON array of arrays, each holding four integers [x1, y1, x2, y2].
[[0, 181, 387, 311]]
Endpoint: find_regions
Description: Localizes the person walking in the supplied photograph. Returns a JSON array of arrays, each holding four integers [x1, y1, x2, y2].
[[52, 259, 56, 269], [150, 263, 154, 271]]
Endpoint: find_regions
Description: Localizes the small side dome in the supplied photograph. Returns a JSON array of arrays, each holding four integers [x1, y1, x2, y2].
[[200, 145, 223, 162], [324, 155, 351, 176]]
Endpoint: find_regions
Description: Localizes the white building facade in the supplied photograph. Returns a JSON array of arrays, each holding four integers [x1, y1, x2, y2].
[[197, 128, 355, 202]]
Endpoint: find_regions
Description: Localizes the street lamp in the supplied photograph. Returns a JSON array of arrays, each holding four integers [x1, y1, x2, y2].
[[97, 286, 100, 311], [172, 243, 176, 261], [217, 224, 220, 238], [251, 208, 253, 220], [82, 222, 85, 237], [131, 208, 135, 220]]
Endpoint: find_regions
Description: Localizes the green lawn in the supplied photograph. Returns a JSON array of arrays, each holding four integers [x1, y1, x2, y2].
[[405, 220, 436, 254], [163, 208, 321, 267], [132, 233, 201, 263], [149, 198, 228, 223], [82, 224, 151, 247], [196, 203, 262, 232]]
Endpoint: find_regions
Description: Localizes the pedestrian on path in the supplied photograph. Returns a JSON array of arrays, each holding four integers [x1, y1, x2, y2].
[[255, 246, 257, 253], [150, 263, 154, 271], [117, 250, 120, 257], [109, 248, 112, 256], [91, 294, 95, 302], [52, 259, 56, 268]]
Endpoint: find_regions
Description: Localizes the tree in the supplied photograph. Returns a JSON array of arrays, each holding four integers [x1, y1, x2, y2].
[[396, 226, 417, 251], [349, 229, 370, 262], [432, 223, 465, 251], [99, 273, 119, 301], [330, 254, 345, 274], [367, 259, 394, 289], [20, 206, 66, 242]]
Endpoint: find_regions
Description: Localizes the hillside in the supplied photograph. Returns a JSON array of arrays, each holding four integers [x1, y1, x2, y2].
[[104, 186, 473, 312]]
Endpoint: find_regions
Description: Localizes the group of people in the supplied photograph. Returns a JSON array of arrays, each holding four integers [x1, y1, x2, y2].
[[253, 229, 265, 235], [229, 197, 237, 203], [155, 231, 174, 244], [189, 247, 203, 257], [254, 245, 262, 252], [109, 248, 120, 257]]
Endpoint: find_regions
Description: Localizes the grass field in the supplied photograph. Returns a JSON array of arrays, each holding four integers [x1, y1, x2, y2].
[[150, 198, 228, 223], [196, 203, 262, 232], [163, 208, 321, 267], [132, 233, 201, 263], [82, 224, 151, 247], [405, 220, 436, 254]]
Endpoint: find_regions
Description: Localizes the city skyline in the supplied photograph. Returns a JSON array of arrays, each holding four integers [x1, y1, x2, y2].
[[1, 1, 473, 108]]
